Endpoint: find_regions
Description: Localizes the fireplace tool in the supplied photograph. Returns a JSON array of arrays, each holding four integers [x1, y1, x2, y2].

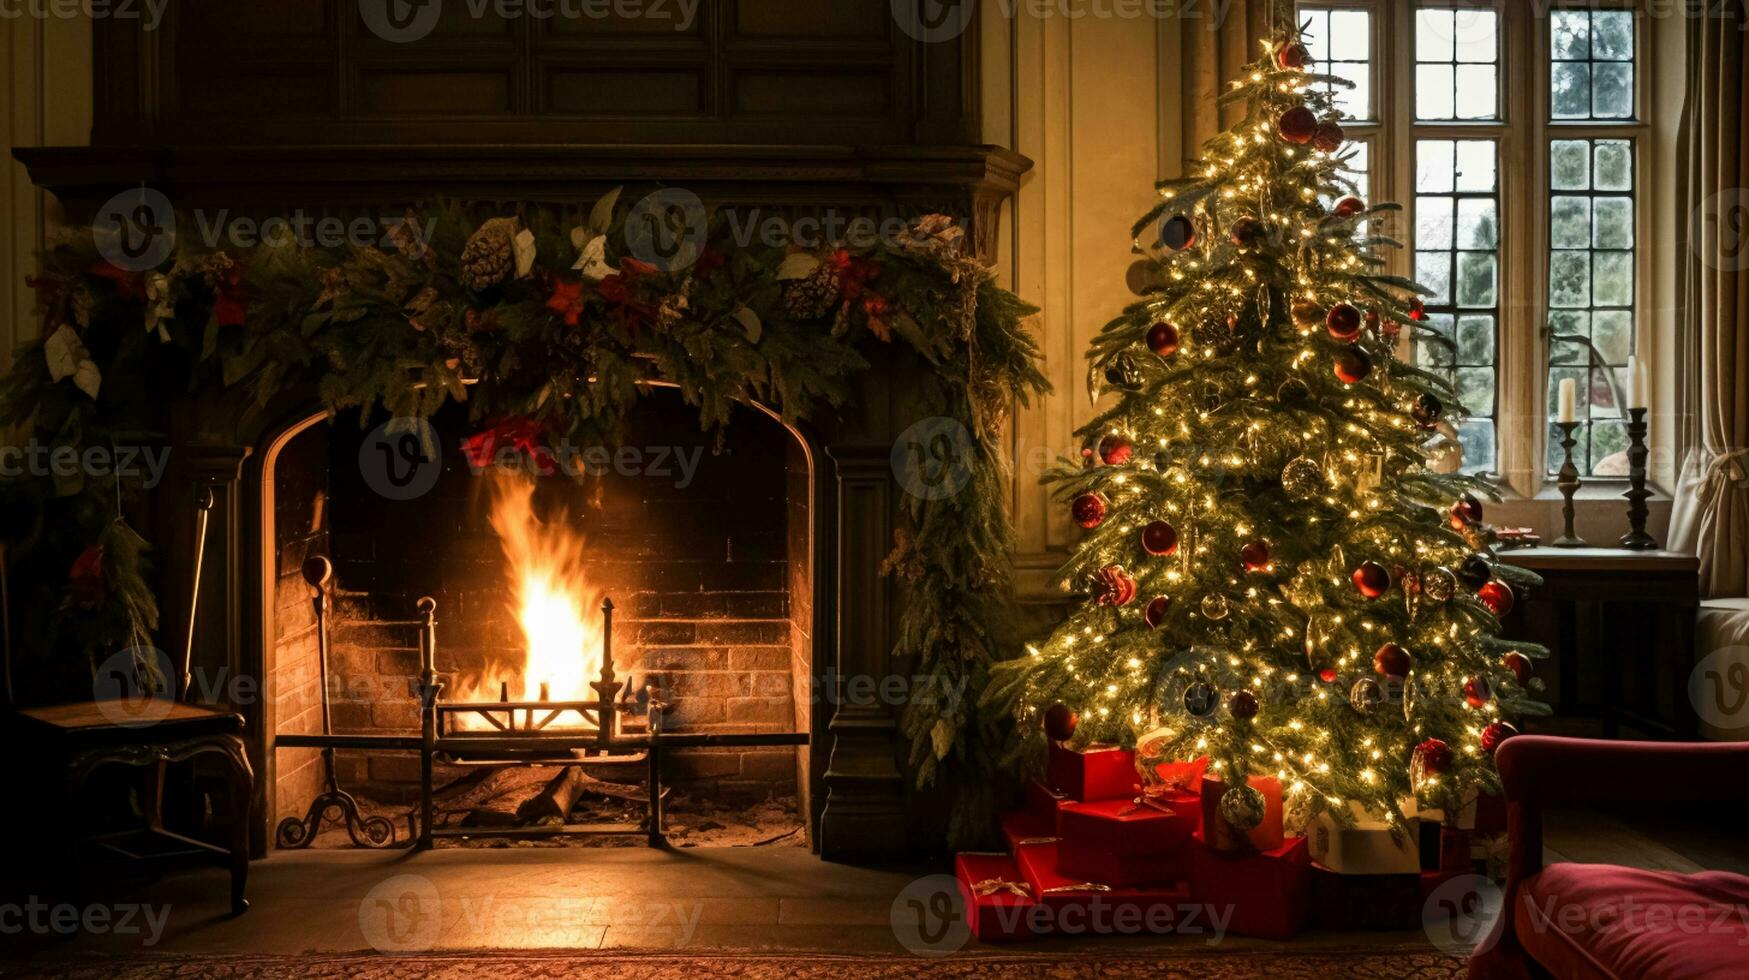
[[273, 556, 402, 848]]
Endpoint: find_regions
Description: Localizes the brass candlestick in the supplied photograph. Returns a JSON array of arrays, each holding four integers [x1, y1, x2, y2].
[[1620, 407, 1657, 550], [1552, 420, 1588, 547]]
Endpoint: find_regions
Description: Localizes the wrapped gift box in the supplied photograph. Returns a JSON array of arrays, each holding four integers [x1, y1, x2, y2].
[[1187, 835, 1312, 940], [1308, 800, 1421, 875], [1199, 774, 1284, 852], [1011, 837, 1193, 937], [1307, 866, 1426, 930], [1024, 777, 1075, 835], [953, 852, 1038, 942], [1057, 795, 1197, 887], [1000, 808, 1059, 854], [1046, 743, 1136, 802], [1151, 757, 1209, 834]]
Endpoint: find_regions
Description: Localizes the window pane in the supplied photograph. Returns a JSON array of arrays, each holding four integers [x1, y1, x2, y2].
[[1551, 9, 1635, 121], [1416, 138, 1500, 475], [1546, 139, 1636, 477], [1416, 5, 1497, 121], [1301, 5, 1374, 122]]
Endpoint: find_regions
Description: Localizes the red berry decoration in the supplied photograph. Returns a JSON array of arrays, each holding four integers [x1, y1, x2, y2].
[[1373, 642, 1412, 678], [1411, 737, 1453, 789], [1094, 565, 1137, 607], [1044, 702, 1079, 742], [1239, 539, 1271, 572], [1478, 580, 1515, 617], [1463, 676, 1493, 708], [1318, 667, 1339, 683], [1141, 520, 1179, 556], [1099, 435, 1133, 466], [1334, 346, 1373, 384], [1144, 595, 1172, 629], [1147, 320, 1182, 357], [1334, 196, 1366, 218], [1407, 297, 1427, 321], [1227, 689, 1260, 720], [1504, 651, 1534, 686], [1277, 105, 1317, 144], [1276, 41, 1310, 69], [1380, 318, 1402, 340], [1160, 214, 1197, 251], [1326, 303, 1363, 341], [1071, 492, 1107, 529], [1312, 120, 1345, 153], [1481, 721, 1518, 755], [1352, 561, 1392, 598]]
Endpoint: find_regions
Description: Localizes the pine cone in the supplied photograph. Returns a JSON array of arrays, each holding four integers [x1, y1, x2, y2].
[[460, 217, 518, 292], [781, 261, 842, 321]]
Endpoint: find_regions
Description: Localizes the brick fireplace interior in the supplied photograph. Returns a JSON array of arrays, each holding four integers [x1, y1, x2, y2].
[[266, 390, 816, 844]]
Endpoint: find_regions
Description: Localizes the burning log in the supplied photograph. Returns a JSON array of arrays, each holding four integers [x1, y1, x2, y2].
[[436, 763, 653, 828]]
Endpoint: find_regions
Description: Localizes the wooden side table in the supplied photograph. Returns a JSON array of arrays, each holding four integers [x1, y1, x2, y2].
[[1497, 547, 1700, 738]]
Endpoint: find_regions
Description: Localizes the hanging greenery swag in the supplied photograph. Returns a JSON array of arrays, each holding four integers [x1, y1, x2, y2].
[[1, 191, 1048, 835]]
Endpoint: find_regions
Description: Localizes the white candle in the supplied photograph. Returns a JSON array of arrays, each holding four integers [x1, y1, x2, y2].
[[1627, 356, 1648, 410], [1557, 378, 1577, 423]]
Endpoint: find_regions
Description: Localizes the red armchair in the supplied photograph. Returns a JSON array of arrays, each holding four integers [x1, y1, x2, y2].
[[1471, 736, 1749, 979]]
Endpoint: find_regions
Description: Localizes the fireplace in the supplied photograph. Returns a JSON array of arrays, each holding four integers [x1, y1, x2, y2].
[[263, 390, 820, 845]]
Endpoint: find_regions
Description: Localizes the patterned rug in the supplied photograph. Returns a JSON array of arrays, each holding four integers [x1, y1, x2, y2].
[[11, 948, 1468, 979]]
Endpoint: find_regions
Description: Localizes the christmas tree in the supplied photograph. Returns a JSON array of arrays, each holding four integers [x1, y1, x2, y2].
[[988, 26, 1547, 836]]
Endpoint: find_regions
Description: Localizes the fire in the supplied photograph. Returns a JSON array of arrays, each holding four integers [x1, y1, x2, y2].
[[456, 470, 605, 720]]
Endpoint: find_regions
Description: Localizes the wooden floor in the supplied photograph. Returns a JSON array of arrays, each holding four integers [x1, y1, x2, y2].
[[0, 806, 1743, 967]]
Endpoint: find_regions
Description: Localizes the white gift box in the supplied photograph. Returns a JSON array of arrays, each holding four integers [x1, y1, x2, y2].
[[1308, 801, 1422, 875]]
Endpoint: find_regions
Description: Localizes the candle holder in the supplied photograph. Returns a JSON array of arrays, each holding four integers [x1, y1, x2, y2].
[[1619, 407, 1657, 550], [1552, 420, 1588, 548]]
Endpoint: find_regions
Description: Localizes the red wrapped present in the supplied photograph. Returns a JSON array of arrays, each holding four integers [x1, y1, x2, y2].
[[1012, 837, 1193, 937], [953, 852, 1038, 942], [1057, 791, 1197, 887], [1025, 777, 1075, 834], [1150, 757, 1208, 834], [1307, 866, 1423, 929], [1199, 774, 1284, 852], [1188, 835, 1312, 940], [1000, 808, 1059, 854], [1047, 742, 1136, 802]]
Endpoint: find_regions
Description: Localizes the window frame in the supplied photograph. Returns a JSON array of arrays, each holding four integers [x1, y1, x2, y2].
[[1297, 0, 1650, 496]]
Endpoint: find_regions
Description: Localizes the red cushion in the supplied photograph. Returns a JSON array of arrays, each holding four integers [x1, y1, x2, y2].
[[1514, 863, 1749, 980]]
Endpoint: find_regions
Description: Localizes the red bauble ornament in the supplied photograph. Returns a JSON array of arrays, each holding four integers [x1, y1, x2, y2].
[[1504, 651, 1534, 686], [1411, 738, 1453, 787], [1239, 539, 1271, 572], [1099, 435, 1133, 466], [1453, 492, 1485, 526], [1141, 520, 1179, 556], [1478, 580, 1515, 617], [1160, 214, 1198, 251], [68, 543, 107, 606], [1071, 492, 1108, 530], [1229, 217, 1265, 246], [1312, 120, 1345, 153], [1334, 196, 1366, 218], [1318, 668, 1339, 683], [1334, 346, 1373, 384], [1144, 595, 1172, 629], [1481, 721, 1518, 755], [1044, 702, 1079, 742], [1276, 41, 1310, 70], [1278, 105, 1317, 144], [1373, 642, 1411, 678], [1352, 561, 1392, 598], [1407, 297, 1427, 321], [1227, 689, 1260, 720], [1463, 676, 1493, 708], [1326, 303, 1363, 341], [1147, 320, 1181, 357], [1094, 565, 1137, 607]]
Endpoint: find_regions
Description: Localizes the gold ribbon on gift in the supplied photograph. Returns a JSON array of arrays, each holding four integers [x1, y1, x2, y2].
[[1015, 836, 1060, 846], [1041, 882, 1113, 894], [1118, 782, 1181, 817], [972, 878, 1032, 898]]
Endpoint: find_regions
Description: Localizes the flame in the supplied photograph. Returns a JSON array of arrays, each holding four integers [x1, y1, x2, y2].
[[452, 470, 604, 725]]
